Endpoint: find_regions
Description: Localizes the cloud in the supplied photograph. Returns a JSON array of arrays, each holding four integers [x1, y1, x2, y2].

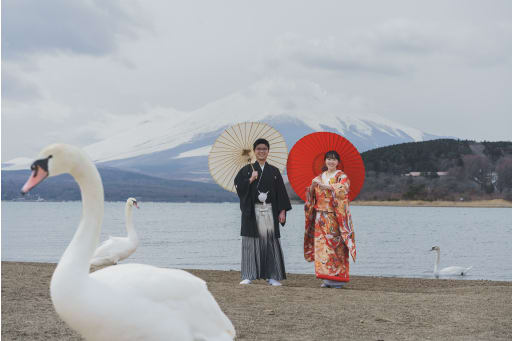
[[2, 0, 151, 106], [1, 66, 41, 101], [270, 25, 431, 77], [2, 0, 149, 60], [3, 1, 511, 161], [452, 22, 512, 67], [269, 19, 512, 78]]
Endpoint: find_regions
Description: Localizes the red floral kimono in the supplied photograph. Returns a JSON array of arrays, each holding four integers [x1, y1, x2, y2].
[[304, 170, 356, 282]]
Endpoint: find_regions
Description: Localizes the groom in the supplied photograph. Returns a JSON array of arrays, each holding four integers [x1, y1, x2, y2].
[[234, 138, 292, 286]]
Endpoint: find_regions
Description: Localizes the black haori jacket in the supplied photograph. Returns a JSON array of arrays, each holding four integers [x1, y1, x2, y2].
[[234, 162, 292, 238]]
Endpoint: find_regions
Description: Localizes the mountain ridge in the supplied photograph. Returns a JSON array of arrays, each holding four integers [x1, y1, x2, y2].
[[3, 79, 443, 176], [4, 139, 511, 202]]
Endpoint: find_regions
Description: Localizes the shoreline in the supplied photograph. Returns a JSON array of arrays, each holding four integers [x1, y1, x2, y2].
[[2, 261, 512, 340], [5, 199, 512, 208], [291, 198, 512, 207], [350, 199, 512, 208], [1, 260, 509, 282]]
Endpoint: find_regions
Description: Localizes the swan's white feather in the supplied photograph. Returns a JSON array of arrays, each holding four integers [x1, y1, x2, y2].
[[439, 266, 473, 276], [90, 236, 137, 266], [90, 264, 235, 340], [25, 144, 235, 340], [431, 246, 472, 277], [90, 198, 139, 267]]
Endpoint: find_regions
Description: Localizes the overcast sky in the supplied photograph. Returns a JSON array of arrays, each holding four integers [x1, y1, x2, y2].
[[2, 0, 512, 160]]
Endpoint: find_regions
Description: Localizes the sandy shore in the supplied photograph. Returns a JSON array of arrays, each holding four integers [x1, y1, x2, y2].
[[2, 261, 511, 340]]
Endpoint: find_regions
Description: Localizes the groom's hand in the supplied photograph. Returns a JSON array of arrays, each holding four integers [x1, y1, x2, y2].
[[279, 210, 286, 224], [249, 171, 258, 183]]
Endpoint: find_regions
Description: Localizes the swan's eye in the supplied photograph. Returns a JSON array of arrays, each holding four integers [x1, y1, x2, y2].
[[30, 155, 52, 176], [30, 163, 38, 176]]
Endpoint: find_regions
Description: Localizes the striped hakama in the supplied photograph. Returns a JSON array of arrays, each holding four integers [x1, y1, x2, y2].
[[241, 203, 286, 280]]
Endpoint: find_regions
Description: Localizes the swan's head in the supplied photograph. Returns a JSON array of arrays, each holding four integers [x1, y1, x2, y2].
[[21, 144, 86, 194], [127, 197, 139, 209], [430, 246, 440, 252]]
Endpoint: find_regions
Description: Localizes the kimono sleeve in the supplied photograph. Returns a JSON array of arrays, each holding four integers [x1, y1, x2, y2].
[[332, 172, 356, 262], [234, 166, 251, 210], [304, 176, 318, 216], [331, 172, 350, 200], [303, 180, 316, 262], [274, 169, 292, 212]]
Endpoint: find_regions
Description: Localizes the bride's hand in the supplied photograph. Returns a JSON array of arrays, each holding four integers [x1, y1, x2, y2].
[[318, 182, 331, 190]]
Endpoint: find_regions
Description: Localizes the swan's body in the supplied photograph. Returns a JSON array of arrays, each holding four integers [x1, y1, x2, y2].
[[90, 198, 139, 266], [430, 246, 472, 278], [22, 144, 235, 341]]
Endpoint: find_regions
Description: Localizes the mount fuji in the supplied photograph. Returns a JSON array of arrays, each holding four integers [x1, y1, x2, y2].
[[3, 79, 443, 182]]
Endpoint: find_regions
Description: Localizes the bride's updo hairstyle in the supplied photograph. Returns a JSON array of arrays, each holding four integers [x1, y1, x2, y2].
[[321, 150, 341, 172]]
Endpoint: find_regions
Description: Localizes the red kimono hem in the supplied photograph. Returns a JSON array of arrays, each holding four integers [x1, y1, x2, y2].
[[316, 274, 350, 282]]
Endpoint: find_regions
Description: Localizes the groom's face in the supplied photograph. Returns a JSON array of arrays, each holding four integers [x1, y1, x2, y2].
[[254, 143, 269, 162]]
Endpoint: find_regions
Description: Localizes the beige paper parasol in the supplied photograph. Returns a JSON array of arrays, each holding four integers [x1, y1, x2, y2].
[[208, 122, 288, 193]]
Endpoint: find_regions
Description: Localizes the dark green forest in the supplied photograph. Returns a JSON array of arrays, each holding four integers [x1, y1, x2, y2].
[[357, 139, 512, 201], [3, 139, 512, 202]]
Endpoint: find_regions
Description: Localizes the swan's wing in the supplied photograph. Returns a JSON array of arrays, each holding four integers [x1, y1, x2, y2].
[[90, 264, 235, 340], [439, 266, 471, 275], [104, 238, 137, 260], [95, 237, 115, 251], [90, 237, 136, 265], [90, 238, 116, 262]]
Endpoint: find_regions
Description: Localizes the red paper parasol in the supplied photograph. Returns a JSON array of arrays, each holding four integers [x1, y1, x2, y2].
[[287, 132, 365, 201]]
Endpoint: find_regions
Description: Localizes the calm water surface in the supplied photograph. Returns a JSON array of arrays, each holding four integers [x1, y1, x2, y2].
[[2, 202, 511, 281]]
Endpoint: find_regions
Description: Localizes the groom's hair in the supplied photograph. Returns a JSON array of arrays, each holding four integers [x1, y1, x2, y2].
[[253, 138, 270, 150]]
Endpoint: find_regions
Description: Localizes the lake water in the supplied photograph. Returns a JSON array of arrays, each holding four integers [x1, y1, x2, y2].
[[2, 201, 511, 281]]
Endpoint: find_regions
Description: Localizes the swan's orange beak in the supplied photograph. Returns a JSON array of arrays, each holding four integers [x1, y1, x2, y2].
[[21, 165, 48, 194], [134, 201, 139, 209]]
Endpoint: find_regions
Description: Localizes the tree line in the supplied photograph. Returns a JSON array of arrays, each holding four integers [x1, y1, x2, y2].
[[4, 139, 511, 202], [358, 139, 512, 201]]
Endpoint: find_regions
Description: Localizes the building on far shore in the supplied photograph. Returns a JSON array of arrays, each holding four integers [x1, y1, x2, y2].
[[403, 171, 448, 177]]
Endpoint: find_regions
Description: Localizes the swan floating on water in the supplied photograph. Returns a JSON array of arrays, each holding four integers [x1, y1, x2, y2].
[[430, 246, 472, 278], [21, 144, 236, 341], [90, 197, 139, 267]]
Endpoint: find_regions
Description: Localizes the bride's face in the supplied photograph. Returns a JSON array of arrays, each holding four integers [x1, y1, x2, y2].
[[325, 157, 339, 170]]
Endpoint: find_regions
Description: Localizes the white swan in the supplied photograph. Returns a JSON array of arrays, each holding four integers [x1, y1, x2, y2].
[[90, 197, 139, 267], [430, 246, 472, 278], [21, 144, 236, 341]]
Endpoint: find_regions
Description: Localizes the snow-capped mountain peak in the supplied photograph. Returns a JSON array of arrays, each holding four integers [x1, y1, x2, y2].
[[83, 78, 430, 163], [3, 78, 441, 181]]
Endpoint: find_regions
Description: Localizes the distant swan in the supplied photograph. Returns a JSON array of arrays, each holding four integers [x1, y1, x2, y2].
[[90, 197, 139, 267], [21, 144, 235, 341], [430, 246, 472, 278]]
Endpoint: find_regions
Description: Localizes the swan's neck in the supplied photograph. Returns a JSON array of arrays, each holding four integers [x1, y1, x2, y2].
[[125, 205, 138, 241], [433, 250, 440, 275], [55, 161, 104, 278]]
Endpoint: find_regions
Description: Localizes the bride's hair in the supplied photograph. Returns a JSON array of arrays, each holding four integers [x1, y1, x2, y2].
[[321, 150, 341, 172]]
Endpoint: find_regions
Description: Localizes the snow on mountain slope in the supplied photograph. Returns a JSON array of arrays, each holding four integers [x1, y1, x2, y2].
[[174, 145, 212, 159], [1, 157, 33, 171], [83, 78, 432, 163]]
